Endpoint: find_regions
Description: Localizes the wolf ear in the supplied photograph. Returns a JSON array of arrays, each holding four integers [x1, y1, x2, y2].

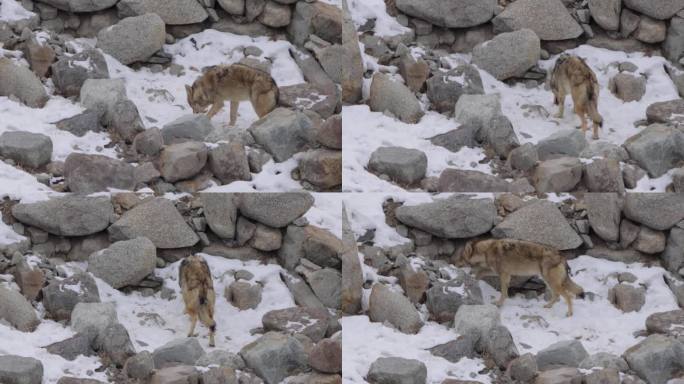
[[462, 241, 473, 262], [185, 84, 192, 96]]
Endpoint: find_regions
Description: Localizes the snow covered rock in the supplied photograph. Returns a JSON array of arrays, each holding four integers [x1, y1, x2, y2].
[[56, 109, 105, 138], [608, 283, 646, 312], [298, 149, 342, 190], [623, 0, 684, 20], [426, 270, 483, 323], [239, 332, 309, 384], [579, 353, 629, 371], [42, 272, 100, 321], [149, 366, 199, 384], [0, 355, 43, 384], [395, 195, 497, 239], [208, 142, 251, 185], [369, 73, 424, 124], [369, 283, 423, 334], [535, 368, 583, 384], [623, 334, 684, 384], [226, 280, 263, 310], [96, 14, 166, 65], [116, 0, 208, 25], [51, 49, 109, 98], [438, 169, 511, 192], [492, 0, 583, 40], [583, 158, 624, 193], [646, 99, 684, 125], [536, 340, 589, 370], [588, 0, 620, 31], [0, 285, 40, 332], [196, 350, 245, 370], [367, 357, 427, 384], [88, 237, 156, 289], [472, 29, 540, 80], [536, 128, 588, 161], [623, 193, 684, 231], [152, 338, 205, 368], [491, 199, 583, 250], [0, 58, 48, 108], [0, 131, 53, 169], [12, 196, 114, 236], [580, 141, 629, 161], [202, 193, 237, 239], [248, 108, 315, 162], [368, 146, 427, 186], [159, 141, 208, 182], [646, 310, 684, 337], [585, 193, 621, 242], [238, 192, 314, 228], [64, 153, 136, 194], [262, 307, 330, 342], [453, 304, 500, 340], [609, 73, 646, 102], [427, 65, 483, 114], [624, 124, 684, 178], [161, 114, 213, 144], [278, 83, 339, 119], [108, 197, 199, 248], [533, 157, 583, 193]]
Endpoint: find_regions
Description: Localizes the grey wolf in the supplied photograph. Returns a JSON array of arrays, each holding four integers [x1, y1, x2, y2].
[[550, 54, 604, 140], [179, 254, 216, 347], [185, 63, 279, 126], [457, 238, 584, 316]]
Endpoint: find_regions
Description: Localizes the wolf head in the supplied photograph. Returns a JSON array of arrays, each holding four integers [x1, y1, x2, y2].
[[185, 82, 211, 114]]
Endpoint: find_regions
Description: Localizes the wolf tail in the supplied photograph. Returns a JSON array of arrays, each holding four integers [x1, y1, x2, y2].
[[587, 82, 603, 127]]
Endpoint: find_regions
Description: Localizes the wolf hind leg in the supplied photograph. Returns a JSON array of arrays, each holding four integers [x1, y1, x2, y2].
[[187, 311, 198, 337], [251, 89, 277, 118], [554, 91, 566, 118], [229, 101, 239, 126], [198, 306, 216, 347], [496, 273, 511, 307]]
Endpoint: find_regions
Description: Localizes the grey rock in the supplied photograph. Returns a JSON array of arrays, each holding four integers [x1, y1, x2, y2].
[[395, 194, 497, 239], [623, 334, 684, 384], [368, 146, 427, 186], [483, 114, 519, 158], [492, 199, 583, 250], [369, 283, 423, 334], [484, 325, 519, 368], [116, 0, 208, 25], [492, 0, 583, 40], [93, 322, 135, 366], [239, 332, 309, 384], [125, 351, 155, 380], [426, 271, 483, 323], [508, 143, 539, 171], [585, 193, 621, 242], [472, 29, 540, 80], [217, 0, 244, 14], [429, 124, 479, 153], [70, 302, 117, 335], [0, 285, 39, 332], [51, 49, 109, 98], [453, 304, 500, 340], [369, 73, 424, 124], [609, 73, 646, 102], [634, 226, 666, 254], [159, 141, 207, 182], [55, 110, 104, 138], [584, 158, 624, 193], [664, 17, 684, 63], [634, 16, 667, 43], [67, 233, 111, 262], [238, 193, 314, 228], [536, 129, 588, 160], [88, 237, 156, 289], [288, 1, 341, 46], [534, 367, 583, 384], [429, 335, 478, 363], [0, 58, 48, 108], [108, 197, 199, 248], [663, 227, 684, 273], [454, 93, 502, 130], [673, 168, 684, 192], [437, 169, 511, 192], [203, 193, 238, 239], [153, 338, 205, 368], [196, 350, 245, 370], [579, 353, 629, 371], [262, 307, 329, 342], [209, 142, 251, 185], [623, 193, 684, 230], [280, 271, 326, 310], [259, 1, 291, 28], [427, 65, 483, 114], [34, 0, 117, 12], [64, 153, 135, 194], [588, 0, 620, 31], [79, 78, 127, 123], [248, 108, 315, 162], [134, 128, 164, 157], [0, 131, 52, 169], [533, 157, 583, 193], [12, 196, 114, 236], [508, 353, 538, 382], [0, 355, 43, 384], [250, 223, 281, 251], [623, 0, 684, 20], [608, 283, 646, 312], [367, 357, 427, 384], [317, 114, 341, 150], [96, 14, 165, 65], [149, 366, 200, 384], [646, 310, 684, 337], [646, 100, 684, 126], [536, 340, 589, 370], [308, 268, 341, 309], [227, 280, 262, 310], [297, 149, 341, 190], [395, 0, 495, 28], [579, 141, 629, 161], [42, 272, 100, 321], [46, 333, 96, 361], [584, 368, 620, 384], [161, 114, 213, 144]]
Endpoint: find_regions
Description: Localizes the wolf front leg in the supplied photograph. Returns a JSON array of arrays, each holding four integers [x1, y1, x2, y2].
[[206, 102, 224, 119], [496, 273, 511, 307], [229, 101, 239, 126]]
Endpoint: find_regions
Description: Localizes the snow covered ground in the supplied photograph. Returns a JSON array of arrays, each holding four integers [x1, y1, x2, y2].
[[343, 1, 681, 192], [342, 193, 682, 384], [0, 192, 341, 383]]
